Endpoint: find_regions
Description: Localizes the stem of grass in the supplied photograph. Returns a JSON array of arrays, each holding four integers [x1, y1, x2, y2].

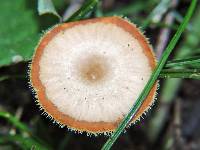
[[0, 111, 50, 149], [160, 69, 200, 79]]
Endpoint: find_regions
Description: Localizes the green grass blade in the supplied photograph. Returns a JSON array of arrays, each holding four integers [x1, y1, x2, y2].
[[0, 111, 29, 133], [95, 1, 103, 17], [0, 75, 9, 82], [0, 135, 48, 150], [165, 56, 200, 68], [0, 75, 25, 82], [142, 0, 171, 29], [101, 0, 197, 149], [0, 111, 51, 149], [104, 1, 159, 17], [160, 69, 200, 79], [38, 0, 61, 20], [66, 0, 98, 22]]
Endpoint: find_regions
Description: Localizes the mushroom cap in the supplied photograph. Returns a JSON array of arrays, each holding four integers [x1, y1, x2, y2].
[[30, 16, 158, 134]]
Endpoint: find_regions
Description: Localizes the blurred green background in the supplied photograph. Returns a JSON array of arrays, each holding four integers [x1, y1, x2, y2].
[[0, 0, 200, 149]]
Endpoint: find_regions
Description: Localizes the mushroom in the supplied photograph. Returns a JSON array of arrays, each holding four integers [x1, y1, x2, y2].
[[30, 16, 158, 134]]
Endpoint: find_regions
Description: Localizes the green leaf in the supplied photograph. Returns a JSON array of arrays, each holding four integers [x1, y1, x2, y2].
[[101, 0, 197, 149], [38, 0, 61, 20], [66, 0, 99, 22], [0, 0, 39, 67]]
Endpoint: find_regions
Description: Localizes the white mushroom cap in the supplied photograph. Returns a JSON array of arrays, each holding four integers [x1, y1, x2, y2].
[[30, 17, 157, 134]]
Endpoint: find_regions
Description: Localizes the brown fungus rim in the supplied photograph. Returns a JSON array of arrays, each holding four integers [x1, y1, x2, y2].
[[30, 16, 158, 133]]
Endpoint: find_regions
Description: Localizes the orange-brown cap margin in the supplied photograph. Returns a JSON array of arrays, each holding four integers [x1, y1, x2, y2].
[[30, 16, 158, 134]]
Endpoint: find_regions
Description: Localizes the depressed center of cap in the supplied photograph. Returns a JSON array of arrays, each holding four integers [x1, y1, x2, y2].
[[78, 55, 109, 84]]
